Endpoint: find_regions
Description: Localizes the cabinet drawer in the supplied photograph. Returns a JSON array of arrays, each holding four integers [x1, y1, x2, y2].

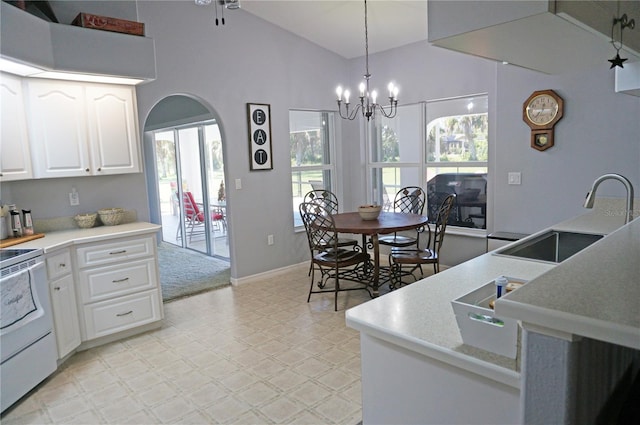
[[83, 289, 161, 340], [46, 250, 72, 280], [76, 236, 154, 268], [79, 258, 157, 303]]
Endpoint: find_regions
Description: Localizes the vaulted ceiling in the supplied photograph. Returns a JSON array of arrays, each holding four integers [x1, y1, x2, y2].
[[240, 0, 429, 59]]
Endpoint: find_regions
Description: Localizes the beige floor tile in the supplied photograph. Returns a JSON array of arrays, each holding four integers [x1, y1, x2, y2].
[[3, 265, 374, 425], [152, 396, 195, 423], [203, 396, 252, 423], [259, 396, 304, 424], [236, 381, 280, 407], [137, 382, 178, 407]]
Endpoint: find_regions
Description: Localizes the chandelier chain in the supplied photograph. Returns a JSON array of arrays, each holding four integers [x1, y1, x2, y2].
[[334, 0, 398, 121], [364, 0, 369, 79]]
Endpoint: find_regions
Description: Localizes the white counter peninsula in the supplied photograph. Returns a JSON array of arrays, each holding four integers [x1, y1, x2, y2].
[[346, 206, 638, 424]]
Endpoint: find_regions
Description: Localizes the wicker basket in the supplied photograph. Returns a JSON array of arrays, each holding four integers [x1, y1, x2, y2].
[[98, 208, 124, 226], [74, 213, 97, 229]]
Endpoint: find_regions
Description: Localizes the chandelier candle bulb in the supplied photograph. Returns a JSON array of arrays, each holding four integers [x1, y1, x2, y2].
[[359, 82, 366, 96], [336, 86, 343, 101], [371, 90, 378, 104], [344, 90, 350, 103]]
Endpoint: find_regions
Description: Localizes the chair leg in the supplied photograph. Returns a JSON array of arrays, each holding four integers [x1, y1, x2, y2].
[[334, 276, 339, 311], [307, 263, 315, 303]]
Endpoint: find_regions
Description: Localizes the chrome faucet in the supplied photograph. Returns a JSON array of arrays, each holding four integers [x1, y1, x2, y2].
[[584, 173, 635, 224]]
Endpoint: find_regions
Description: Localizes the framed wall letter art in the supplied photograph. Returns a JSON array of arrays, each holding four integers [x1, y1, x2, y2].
[[247, 103, 273, 170]]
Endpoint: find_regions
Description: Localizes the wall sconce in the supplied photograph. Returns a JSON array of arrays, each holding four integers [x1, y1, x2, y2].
[[609, 13, 636, 69]]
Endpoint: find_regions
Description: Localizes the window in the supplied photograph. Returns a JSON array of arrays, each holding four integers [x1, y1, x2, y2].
[[366, 95, 488, 230], [426, 95, 488, 229], [290, 110, 337, 227], [369, 103, 423, 211]]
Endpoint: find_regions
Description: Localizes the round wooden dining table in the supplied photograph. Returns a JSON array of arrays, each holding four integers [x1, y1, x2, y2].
[[331, 211, 429, 296]]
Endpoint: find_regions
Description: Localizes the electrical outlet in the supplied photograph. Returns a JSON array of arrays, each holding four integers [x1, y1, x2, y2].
[[267, 234, 274, 245], [69, 189, 80, 206], [235, 178, 242, 190], [508, 172, 521, 185]]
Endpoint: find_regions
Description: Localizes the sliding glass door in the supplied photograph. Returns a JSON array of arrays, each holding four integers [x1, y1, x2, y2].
[[154, 121, 228, 259]]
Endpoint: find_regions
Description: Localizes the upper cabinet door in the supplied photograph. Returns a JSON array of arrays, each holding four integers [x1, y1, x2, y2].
[[27, 79, 91, 178], [86, 85, 141, 175], [0, 73, 33, 181]]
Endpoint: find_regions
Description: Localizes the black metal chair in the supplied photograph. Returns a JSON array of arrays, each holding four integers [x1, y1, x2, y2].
[[303, 190, 360, 274], [299, 202, 371, 311], [389, 194, 456, 288], [378, 186, 426, 248]]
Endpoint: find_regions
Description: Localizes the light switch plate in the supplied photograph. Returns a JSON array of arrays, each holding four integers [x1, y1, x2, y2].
[[508, 172, 521, 185]]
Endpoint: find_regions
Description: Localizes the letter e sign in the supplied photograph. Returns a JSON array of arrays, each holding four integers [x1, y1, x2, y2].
[[247, 103, 273, 170]]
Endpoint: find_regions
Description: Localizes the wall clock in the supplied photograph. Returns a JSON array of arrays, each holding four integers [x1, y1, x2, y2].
[[523, 89, 564, 151]]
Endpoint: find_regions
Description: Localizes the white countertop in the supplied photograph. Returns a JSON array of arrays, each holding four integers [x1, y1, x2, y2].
[[345, 206, 635, 388], [497, 217, 640, 350], [10, 222, 161, 253]]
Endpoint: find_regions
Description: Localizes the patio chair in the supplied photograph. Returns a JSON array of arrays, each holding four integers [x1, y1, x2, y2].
[[176, 191, 226, 242]]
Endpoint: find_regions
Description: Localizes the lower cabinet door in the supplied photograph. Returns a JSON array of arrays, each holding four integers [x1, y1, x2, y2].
[[50, 274, 82, 359], [83, 289, 161, 340]]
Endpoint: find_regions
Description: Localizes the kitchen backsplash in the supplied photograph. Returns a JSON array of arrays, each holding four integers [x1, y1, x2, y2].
[[31, 209, 138, 233]]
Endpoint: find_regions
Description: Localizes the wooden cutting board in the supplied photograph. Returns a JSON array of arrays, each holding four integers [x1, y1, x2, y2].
[[0, 233, 45, 248]]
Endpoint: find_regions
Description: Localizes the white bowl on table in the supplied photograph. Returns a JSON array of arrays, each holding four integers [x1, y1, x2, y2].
[[358, 205, 382, 220]]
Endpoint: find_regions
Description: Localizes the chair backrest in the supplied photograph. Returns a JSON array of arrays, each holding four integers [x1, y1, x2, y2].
[[299, 202, 338, 254], [431, 194, 456, 253], [393, 186, 426, 215], [183, 192, 202, 220], [303, 190, 339, 214]]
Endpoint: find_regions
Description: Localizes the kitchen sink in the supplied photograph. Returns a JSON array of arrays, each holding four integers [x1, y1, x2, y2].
[[493, 230, 604, 264]]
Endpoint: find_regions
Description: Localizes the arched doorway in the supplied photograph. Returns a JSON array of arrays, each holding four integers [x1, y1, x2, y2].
[[144, 95, 229, 260]]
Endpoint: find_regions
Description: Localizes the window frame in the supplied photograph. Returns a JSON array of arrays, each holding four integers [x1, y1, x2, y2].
[[290, 109, 338, 229], [365, 94, 489, 233]]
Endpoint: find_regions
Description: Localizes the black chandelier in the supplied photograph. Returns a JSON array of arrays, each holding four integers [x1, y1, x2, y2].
[[335, 0, 399, 121]]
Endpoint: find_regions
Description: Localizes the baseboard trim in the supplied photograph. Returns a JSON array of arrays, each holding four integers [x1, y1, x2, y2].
[[231, 262, 307, 286]]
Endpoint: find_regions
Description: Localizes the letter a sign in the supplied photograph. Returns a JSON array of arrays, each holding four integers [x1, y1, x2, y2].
[[247, 103, 273, 170]]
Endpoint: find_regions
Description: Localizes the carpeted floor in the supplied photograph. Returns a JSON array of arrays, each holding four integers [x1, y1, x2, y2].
[[157, 242, 231, 302]]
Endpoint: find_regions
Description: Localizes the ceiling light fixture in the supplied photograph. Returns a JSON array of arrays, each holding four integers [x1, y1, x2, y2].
[[335, 0, 398, 121], [195, 0, 240, 26]]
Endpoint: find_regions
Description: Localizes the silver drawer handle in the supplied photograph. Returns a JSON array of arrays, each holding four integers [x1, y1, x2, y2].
[[468, 312, 504, 327], [54, 286, 61, 291], [116, 311, 133, 317], [112, 277, 130, 283], [109, 250, 127, 255], [59, 263, 66, 267]]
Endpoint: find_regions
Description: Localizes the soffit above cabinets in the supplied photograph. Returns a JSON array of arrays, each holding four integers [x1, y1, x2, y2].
[[0, 2, 156, 84], [427, 0, 640, 76]]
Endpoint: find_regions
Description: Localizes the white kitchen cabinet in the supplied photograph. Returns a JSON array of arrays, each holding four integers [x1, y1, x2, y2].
[[85, 85, 141, 175], [74, 235, 162, 341], [0, 72, 33, 181], [26, 78, 140, 178], [46, 249, 81, 359]]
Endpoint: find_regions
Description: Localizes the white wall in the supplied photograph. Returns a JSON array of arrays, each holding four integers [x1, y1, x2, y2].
[[134, 1, 349, 278], [345, 41, 640, 237]]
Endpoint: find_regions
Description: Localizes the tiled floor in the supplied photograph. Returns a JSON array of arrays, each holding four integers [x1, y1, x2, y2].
[[2, 263, 422, 424]]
